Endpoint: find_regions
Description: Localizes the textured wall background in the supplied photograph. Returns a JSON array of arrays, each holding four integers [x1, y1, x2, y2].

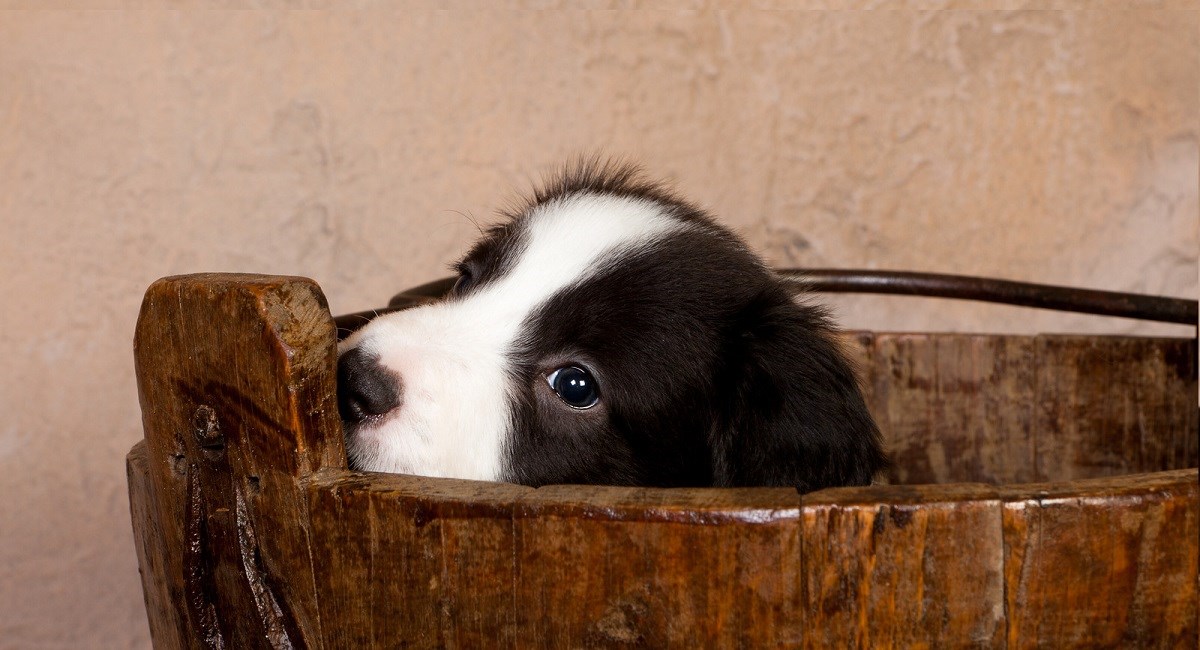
[[0, 9, 1196, 648]]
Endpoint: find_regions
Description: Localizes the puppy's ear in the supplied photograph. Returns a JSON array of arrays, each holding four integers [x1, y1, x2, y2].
[[711, 288, 887, 492]]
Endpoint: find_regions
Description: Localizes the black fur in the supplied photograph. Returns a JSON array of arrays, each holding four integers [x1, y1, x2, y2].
[[449, 159, 888, 492]]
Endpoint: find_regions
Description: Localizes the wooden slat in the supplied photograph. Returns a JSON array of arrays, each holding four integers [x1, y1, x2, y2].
[[305, 471, 532, 649], [1135, 338, 1198, 474], [1001, 469, 1199, 648], [799, 483, 1006, 648], [841, 332, 1195, 485], [860, 333, 1038, 485], [133, 274, 341, 648], [127, 441, 189, 649], [1034, 337, 1198, 481], [513, 486, 803, 648], [435, 480, 532, 648], [304, 473, 377, 649]]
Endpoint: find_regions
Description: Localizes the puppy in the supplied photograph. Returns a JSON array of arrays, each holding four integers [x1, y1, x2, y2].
[[337, 160, 886, 492]]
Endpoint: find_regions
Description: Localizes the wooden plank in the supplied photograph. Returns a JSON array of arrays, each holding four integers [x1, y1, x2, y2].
[[853, 333, 1192, 485], [305, 471, 532, 649], [862, 333, 936, 484], [1034, 337, 1198, 481], [127, 441, 189, 650], [974, 336, 1039, 484], [305, 473, 377, 649], [1001, 469, 1199, 648], [865, 334, 1038, 485], [514, 486, 803, 648], [434, 480, 532, 648], [1136, 338, 1198, 474], [800, 483, 1006, 648], [133, 273, 342, 648]]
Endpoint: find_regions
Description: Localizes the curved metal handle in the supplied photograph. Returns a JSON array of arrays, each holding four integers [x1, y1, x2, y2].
[[781, 269, 1196, 326], [334, 270, 1197, 338]]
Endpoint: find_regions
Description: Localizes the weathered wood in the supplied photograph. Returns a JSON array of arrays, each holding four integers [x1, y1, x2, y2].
[[847, 333, 1040, 485], [800, 482, 1006, 648], [305, 471, 533, 649], [128, 441, 188, 650], [128, 274, 1199, 648], [132, 274, 342, 649], [839, 333, 1197, 485], [513, 486, 803, 648], [295, 471, 1198, 648], [1001, 469, 1199, 649], [1034, 337, 1199, 481]]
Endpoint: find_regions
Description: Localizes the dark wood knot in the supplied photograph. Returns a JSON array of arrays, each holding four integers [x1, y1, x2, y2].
[[192, 405, 226, 460]]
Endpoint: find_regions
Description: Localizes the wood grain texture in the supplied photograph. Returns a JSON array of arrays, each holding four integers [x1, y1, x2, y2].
[[514, 486, 803, 649], [295, 472, 1198, 648], [849, 333, 1039, 485], [800, 482, 1006, 648], [305, 471, 533, 649], [1001, 469, 1199, 649], [1034, 337, 1199, 481], [838, 333, 1197, 485], [127, 441, 189, 650], [132, 274, 342, 649]]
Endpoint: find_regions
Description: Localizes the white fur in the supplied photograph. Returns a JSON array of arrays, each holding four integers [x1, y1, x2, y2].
[[340, 193, 691, 480]]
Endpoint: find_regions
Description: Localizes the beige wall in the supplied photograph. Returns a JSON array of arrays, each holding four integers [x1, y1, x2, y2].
[[0, 9, 1195, 648]]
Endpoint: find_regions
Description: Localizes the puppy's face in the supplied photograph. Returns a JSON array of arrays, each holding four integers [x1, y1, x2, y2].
[[338, 166, 885, 490]]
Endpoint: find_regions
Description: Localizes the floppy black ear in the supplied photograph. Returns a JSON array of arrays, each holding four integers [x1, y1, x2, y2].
[[711, 288, 887, 492]]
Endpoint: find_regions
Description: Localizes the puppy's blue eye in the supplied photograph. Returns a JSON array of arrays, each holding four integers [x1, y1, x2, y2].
[[546, 366, 599, 409]]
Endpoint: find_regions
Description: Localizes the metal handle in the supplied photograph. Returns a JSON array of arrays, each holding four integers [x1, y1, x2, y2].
[[333, 270, 1197, 338], [781, 269, 1196, 326]]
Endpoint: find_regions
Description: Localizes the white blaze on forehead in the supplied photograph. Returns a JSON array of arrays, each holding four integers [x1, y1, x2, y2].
[[483, 193, 689, 317], [341, 193, 690, 480]]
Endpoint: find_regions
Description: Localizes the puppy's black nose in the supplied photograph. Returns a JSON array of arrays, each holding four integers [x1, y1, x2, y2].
[[338, 347, 402, 423]]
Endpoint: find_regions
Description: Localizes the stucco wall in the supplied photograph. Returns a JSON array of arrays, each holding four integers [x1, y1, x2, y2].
[[0, 9, 1195, 648]]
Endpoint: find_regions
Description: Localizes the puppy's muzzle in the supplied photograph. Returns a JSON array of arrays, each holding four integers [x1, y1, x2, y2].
[[337, 347, 402, 424]]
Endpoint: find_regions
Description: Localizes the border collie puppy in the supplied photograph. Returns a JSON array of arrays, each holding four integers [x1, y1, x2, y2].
[[337, 160, 886, 492]]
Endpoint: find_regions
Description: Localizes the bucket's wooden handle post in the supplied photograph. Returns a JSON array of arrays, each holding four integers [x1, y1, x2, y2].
[[128, 273, 342, 649]]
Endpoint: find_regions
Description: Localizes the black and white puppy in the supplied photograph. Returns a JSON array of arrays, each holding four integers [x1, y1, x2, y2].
[[337, 161, 886, 492]]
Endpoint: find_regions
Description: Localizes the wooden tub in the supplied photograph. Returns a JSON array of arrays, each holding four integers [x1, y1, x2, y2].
[[127, 273, 1198, 648]]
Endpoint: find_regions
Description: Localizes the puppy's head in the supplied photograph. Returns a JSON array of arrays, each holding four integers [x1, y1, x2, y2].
[[338, 162, 885, 491]]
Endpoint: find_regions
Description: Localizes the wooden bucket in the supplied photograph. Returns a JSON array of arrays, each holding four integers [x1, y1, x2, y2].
[[127, 273, 1198, 648]]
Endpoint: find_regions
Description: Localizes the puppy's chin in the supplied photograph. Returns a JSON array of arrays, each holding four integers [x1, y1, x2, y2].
[[343, 422, 407, 475], [344, 416, 507, 481], [342, 423, 375, 472]]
